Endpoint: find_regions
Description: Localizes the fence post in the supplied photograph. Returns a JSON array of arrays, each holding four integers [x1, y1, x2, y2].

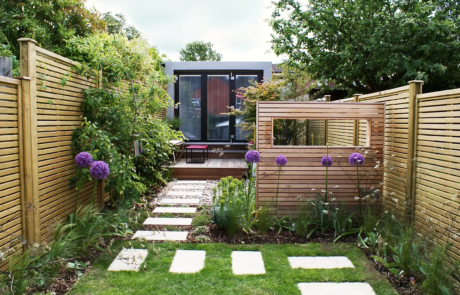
[[406, 80, 423, 224], [353, 94, 362, 146], [18, 38, 41, 243], [324, 95, 331, 145]]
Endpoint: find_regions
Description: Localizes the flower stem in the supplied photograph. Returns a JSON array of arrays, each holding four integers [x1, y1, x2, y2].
[[74, 190, 80, 217], [91, 180, 98, 207], [275, 165, 281, 216], [357, 165, 363, 221], [325, 143, 328, 203]]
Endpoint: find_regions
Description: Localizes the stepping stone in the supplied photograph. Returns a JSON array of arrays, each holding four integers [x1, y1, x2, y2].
[[169, 250, 206, 273], [107, 249, 148, 272], [144, 218, 193, 226], [153, 207, 197, 214], [288, 256, 354, 269], [176, 181, 207, 184], [161, 198, 200, 205], [132, 230, 188, 241], [167, 191, 202, 196], [232, 251, 265, 275], [172, 185, 205, 190], [297, 283, 376, 295]]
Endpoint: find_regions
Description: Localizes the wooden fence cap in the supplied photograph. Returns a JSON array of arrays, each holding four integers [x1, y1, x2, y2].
[[408, 80, 424, 84], [17, 38, 37, 44]]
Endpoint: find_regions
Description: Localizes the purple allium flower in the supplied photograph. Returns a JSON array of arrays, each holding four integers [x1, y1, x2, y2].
[[90, 161, 110, 180], [75, 152, 93, 168], [349, 153, 364, 166], [245, 150, 260, 163], [321, 156, 333, 167], [275, 155, 287, 166]]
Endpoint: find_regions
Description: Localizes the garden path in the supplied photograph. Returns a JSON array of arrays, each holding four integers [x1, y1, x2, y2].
[[108, 180, 377, 294]]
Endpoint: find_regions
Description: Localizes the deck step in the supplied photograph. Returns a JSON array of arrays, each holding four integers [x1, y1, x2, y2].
[[132, 230, 188, 241], [167, 191, 202, 196], [169, 250, 206, 273], [143, 218, 193, 226], [297, 283, 376, 295], [176, 181, 207, 184], [171, 185, 205, 190], [161, 198, 200, 205], [153, 207, 197, 214]]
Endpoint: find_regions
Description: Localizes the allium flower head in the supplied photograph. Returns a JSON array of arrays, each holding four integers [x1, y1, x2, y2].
[[75, 152, 93, 168], [90, 161, 110, 180], [349, 153, 364, 166], [321, 155, 333, 167], [275, 155, 287, 166], [245, 150, 260, 163]]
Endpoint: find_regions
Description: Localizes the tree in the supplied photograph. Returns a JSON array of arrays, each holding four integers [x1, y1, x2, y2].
[[179, 41, 222, 61], [0, 0, 105, 57], [102, 12, 141, 40], [270, 0, 460, 93]]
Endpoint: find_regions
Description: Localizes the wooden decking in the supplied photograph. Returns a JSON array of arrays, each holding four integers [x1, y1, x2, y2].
[[171, 159, 248, 180]]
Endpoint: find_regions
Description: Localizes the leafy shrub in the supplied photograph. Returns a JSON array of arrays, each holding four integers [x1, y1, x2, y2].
[[192, 214, 211, 227], [192, 226, 210, 236], [195, 235, 211, 243], [257, 207, 273, 235], [211, 176, 258, 235]]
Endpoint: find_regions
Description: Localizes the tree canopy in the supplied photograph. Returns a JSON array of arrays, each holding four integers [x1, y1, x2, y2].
[[103, 12, 141, 40], [270, 0, 460, 93], [0, 0, 105, 57], [179, 41, 222, 61]]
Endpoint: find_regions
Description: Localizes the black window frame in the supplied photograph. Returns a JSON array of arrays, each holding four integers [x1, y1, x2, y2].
[[174, 70, 263, 143]]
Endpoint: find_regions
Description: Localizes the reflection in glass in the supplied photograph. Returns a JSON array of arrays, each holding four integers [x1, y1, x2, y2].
[[207, 75, 229, 140], [179, 75, 201, 140], [235, 75, 258, 140]]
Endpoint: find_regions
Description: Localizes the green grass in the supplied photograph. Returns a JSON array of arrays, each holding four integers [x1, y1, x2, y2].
[[70, 243, 398, 295]]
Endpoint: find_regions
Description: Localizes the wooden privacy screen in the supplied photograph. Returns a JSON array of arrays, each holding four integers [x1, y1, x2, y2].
[[0, 76, 24, 268], [18, 39, 108, 244], [256, 102, 385, 216], [413, 88, 460, 262]]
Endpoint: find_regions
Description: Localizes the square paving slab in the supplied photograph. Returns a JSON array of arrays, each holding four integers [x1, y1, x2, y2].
[[160, 198, 200, 205], [132, 230, 188, 241], [297, 283, 376, 295], [169, 250, 206, 273], [153, 207, 197, 214], [232, 251, 266, 275], [167, 191, 202, 196], [288, 256, 354, 269], [107, 249, 148, 272], [143, 218, 193, 226], [176, 181, 207, 184]]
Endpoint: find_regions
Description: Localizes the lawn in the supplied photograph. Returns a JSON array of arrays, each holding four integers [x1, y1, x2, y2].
[[70, 242, 398, 295]]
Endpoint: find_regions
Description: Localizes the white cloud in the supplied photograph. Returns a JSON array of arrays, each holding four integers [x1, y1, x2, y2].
[[85, 0, 285, 62]]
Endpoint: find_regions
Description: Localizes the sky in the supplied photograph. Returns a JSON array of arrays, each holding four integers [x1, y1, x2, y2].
[[85, 0, 286, 63]]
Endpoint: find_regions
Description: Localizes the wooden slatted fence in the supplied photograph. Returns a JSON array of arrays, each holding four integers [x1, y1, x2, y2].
[[256, 102, 385, 216], [0, 76, 24, 268]]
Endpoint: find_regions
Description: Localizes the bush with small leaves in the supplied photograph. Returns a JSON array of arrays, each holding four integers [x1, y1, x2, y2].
[[195, 235, 211, 243], [192, 226, 210, 236], [192, 214, 211, 227]]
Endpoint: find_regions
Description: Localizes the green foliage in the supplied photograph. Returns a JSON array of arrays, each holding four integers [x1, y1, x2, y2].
[[419, 244, 453, 295], [103, 12, 141, 40], [0, 205, 131, 294], [192, 226, 210, 236], [195, 235, 211, 243], [211, 176, 258, 235], [179, 40, 222, 61], [0, 0, 105, 58], [192, 214, 211, 227], [230, 69, 311, 141], [270, 0, 460, 93]]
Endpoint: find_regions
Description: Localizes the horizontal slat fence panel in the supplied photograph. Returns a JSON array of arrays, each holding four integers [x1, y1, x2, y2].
[[413, 88, 460, 262], [357, 87, 410, 219], [256, 102, 384, 216], [34, 46, 107, 241], [0, 77, 24, 269]]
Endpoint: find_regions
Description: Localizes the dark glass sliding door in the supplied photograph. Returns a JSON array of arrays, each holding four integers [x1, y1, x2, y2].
[[175, 71, 261, 142]]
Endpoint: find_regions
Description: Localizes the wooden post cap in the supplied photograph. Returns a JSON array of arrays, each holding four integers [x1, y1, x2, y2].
[[17, 38, 37, 44]]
